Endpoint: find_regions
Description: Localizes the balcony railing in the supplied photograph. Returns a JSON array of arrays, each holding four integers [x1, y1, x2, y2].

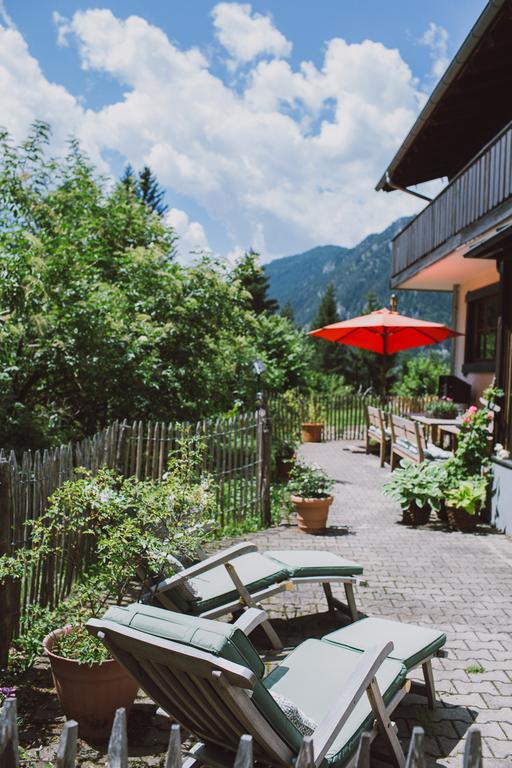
[[392, 120, 512, 281]]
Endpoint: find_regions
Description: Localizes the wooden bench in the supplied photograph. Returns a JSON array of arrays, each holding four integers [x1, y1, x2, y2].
[[389, 414, 426, 470], [364, 405, 390, 467]]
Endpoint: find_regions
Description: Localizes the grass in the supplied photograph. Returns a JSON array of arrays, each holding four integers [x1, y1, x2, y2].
[[465, 663, 486, 674]]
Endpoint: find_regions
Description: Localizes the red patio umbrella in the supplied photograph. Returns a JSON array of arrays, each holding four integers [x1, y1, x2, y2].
[[309, 296, 461, 392]]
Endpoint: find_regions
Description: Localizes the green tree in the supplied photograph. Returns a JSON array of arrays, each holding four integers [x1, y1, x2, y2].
[[0, 123, 310, 449], [280, 301, 295, 323], [138, 165, 168, 216], [120, 164, 168, 216], [310, 282, 347, 375], [391, 352, 450, 396], [232, 250, 278, 315]]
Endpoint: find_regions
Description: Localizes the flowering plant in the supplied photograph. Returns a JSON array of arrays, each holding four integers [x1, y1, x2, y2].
[[287, 461, 333, 498], [0, 433, 217, 665], [0, 686, 16, 705], [456, 403, 494, 476]]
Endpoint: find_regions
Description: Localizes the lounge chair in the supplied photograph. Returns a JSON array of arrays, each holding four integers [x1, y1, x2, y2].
[[141, 542, 366, 649], [87, 604, 428, 767]]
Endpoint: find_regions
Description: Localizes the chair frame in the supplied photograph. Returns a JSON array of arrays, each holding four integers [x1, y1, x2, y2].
[[147, 543, 366, 650], [364, 405, 390, 468], [87, 610, 409, 768]]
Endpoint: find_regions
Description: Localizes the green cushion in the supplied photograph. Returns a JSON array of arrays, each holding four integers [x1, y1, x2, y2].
[[322, 618, 446, 670], [188, 552, 289, 613], [103, 603, 265, 677], [265, 550, 363, 578], [264, 639, 407, 767], [103, 604, 304, 753]]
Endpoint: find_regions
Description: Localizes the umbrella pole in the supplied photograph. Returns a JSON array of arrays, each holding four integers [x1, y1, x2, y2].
[[381, 354, 388, 399], [381, 331, 388, 399]]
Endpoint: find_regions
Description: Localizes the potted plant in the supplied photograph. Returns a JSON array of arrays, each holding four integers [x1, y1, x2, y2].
[[1, 435, 216, 740], [287, 462, 333, 533], [444, 475, 487, 532], [425, 397, 459, 420], [301, 399, 325, 443], [42, 581, 139, 741], [383, 460, 443, 526], [273, 434, 299, 481]]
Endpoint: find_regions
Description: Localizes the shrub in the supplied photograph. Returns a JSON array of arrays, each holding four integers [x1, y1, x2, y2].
[[287, 462, 333, 499]]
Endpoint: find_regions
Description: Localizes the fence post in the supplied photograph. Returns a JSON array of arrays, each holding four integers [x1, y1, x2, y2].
[[0, 698, 19, 768], [0, 461, 15, 670], [257, 396, 272, 527]]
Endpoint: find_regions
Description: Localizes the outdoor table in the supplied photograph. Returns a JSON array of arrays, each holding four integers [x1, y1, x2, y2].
[[409, 414, 462, 446]]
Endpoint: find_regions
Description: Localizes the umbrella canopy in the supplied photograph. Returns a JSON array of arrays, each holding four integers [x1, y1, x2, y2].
[[309, 306, 461, 356]]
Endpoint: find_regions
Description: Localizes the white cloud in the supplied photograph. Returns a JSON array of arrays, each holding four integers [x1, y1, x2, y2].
[[0, 6, 431, 261], [0, 0, 15, 29], [53, 12, 72, 48], [166, 208, 211, 263], [211, 2, 292, 66], [420, 22, 449, 80]]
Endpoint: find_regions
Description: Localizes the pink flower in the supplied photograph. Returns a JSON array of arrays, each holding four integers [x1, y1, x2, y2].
[[463, 416, 471, 424], [487, 411, 494, 420], [468, 405, 478, 414]]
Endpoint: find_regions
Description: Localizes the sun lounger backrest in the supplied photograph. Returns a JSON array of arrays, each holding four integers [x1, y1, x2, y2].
[[87, 614, 297, 765]]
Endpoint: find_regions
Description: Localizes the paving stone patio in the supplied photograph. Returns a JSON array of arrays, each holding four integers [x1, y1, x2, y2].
[[250, 440, 512, 766], [18, 439, 512, 766]]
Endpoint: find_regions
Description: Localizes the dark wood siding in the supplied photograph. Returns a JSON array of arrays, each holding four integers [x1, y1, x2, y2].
[[392, 121, 512, 281]]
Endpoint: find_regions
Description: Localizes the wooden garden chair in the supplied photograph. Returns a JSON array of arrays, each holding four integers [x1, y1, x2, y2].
[[389, 415, 452, 471], [87, 604, 413, 767], [140, 542, 366, 651], [364, 406, 390, 467]]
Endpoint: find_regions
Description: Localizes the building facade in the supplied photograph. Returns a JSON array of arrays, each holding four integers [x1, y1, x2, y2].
[[377, 0, 512, 529]]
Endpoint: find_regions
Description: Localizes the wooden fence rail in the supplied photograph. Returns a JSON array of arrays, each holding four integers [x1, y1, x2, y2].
[[0, 700, 484, 768], [270, 394, 435, 444], [0, 409, 271, 666]]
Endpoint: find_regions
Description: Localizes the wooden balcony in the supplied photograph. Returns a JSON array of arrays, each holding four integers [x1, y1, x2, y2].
[[391, 120, 512, 286]]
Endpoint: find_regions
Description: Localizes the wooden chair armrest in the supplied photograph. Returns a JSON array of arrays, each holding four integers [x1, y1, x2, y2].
[[232, 608, 269, 636], [310, 641, 394, 766], [153, 542, 258, 595]]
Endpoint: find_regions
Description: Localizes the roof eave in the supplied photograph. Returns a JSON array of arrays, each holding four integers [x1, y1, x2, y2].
[[376, 0, 507, 192]]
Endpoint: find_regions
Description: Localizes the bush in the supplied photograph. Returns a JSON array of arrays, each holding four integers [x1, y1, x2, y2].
[[0, 434, 217, 668], [391, 352, 449, 397]]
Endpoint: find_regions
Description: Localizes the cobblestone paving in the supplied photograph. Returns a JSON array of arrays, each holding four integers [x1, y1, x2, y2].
[[19, 440, 512, 766], [249, 441, 512, 767]]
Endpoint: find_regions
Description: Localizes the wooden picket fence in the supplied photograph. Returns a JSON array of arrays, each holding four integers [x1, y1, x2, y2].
[[271, 394, 434, 444], [0, 700, 485, 768], [0, 409, 271, 666]]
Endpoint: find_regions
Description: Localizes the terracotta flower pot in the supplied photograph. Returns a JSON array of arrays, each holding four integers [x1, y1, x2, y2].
[[301, 422, 324, 443], [446, 506, 479, 532], [402, 501, 431, 527], [290, 494, 333, 533], [43, 626, 139, 741]]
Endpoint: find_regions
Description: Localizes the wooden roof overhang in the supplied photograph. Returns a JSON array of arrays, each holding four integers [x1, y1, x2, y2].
[[376, 0, 512, 191]]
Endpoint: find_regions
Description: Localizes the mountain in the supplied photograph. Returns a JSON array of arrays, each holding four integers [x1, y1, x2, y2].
[[265, 218, 452, 327]]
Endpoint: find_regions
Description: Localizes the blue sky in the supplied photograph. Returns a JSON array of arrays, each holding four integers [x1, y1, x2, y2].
[[0, 0, 487, 261]]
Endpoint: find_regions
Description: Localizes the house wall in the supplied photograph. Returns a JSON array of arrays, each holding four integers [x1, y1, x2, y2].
[[452, 265, 500, 403]]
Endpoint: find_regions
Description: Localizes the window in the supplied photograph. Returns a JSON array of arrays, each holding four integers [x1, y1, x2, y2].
[[464, 283, 499, 373]]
